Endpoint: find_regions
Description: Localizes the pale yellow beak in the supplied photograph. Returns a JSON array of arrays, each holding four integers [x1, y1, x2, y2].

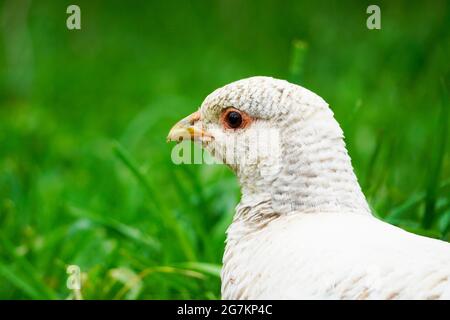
[[167, 111, 213, 142]]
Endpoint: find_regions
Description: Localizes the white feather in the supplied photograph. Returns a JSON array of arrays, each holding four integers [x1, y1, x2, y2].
[[223, 212, 450, 299]]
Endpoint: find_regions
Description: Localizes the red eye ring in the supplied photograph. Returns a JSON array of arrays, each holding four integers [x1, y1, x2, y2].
[[220, 108, 252, 130]]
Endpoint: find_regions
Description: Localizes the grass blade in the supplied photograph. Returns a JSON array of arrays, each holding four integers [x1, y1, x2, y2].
[[180, 262, 222, 278], [112, 141, 158, 200], [386, 179, 450, 223], [68, 205, 160, 251], [288, 39, 308, 85], [112, 141, 196, 261], [0, 237, 58, 299], [422, 80, 449, 228], [0, 264, 42, 299]]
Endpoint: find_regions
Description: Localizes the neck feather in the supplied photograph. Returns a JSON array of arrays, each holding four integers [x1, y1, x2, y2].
[[236, 109, 371, 221]]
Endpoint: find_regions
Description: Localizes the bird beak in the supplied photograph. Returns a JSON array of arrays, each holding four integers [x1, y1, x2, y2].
[[167, 111, 213, 142]]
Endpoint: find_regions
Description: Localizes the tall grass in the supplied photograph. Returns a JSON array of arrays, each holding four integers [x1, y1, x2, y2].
[[0, 0, 449, 299]]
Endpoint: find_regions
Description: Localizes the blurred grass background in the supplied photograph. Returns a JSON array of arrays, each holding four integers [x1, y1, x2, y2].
[[0, 0, 449, 299]]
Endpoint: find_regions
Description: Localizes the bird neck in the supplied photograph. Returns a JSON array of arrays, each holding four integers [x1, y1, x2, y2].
[[236, 113, 371, 221]]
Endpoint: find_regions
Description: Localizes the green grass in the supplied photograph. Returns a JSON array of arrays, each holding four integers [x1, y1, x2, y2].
[[0, 0, 449, 299]]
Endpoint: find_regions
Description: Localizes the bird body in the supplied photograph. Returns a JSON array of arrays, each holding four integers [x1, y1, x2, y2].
[[167, 76, 450, 299], [223, 211, 450, 299]]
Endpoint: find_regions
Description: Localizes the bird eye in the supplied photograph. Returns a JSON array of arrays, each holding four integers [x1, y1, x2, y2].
[[226, 111, 242, 128], [220, 108, 251, 130]]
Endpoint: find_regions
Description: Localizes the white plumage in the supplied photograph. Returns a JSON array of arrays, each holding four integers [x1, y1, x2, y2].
[[168, 76, 450, 300]]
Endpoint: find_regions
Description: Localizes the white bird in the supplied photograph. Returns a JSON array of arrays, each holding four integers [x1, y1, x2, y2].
[[167, 76, 450, 300]]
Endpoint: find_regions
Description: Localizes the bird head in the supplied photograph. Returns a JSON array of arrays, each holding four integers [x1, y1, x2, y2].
[[168, 76, 370, 215]]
